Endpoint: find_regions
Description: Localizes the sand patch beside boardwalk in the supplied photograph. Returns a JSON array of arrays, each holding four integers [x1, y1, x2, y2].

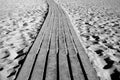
[[0, 0, 47, 19]]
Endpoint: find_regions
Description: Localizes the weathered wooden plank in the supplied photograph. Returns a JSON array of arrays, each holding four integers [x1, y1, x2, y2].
[[62, 11, 85, 80], [30, 7, 55, 80], [16, 6, 53, 80], [45, 5, 59, 80], [61, 8, 99, 80], [59, 9, 71, 80]]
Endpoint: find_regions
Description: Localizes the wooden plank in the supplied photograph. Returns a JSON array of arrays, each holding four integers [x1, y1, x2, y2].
[[16, 6, 53, 80], [61, 7, 99, 80], [45, 5, 59, 80], [30, 6, 55, 80], [62, 11, 85, 80], [58, 8, 71, 80]]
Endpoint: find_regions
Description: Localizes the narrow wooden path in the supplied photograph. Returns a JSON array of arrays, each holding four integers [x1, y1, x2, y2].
[[15, 0, 99, 80]]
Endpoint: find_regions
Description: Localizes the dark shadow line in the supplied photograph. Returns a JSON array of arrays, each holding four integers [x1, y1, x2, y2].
[[67, 53, 74, 80], [42, 7, 54, 79], [56, 10, 60, 80], [28, 35, 45, 80], [77, 53, 88, 80], [42, 38, 51, 80], [62, 16, 74, 80], [56, 49, 59, 80]]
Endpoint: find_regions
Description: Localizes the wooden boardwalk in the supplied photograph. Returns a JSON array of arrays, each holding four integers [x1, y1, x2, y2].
[[15, 0, 99, 80]]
